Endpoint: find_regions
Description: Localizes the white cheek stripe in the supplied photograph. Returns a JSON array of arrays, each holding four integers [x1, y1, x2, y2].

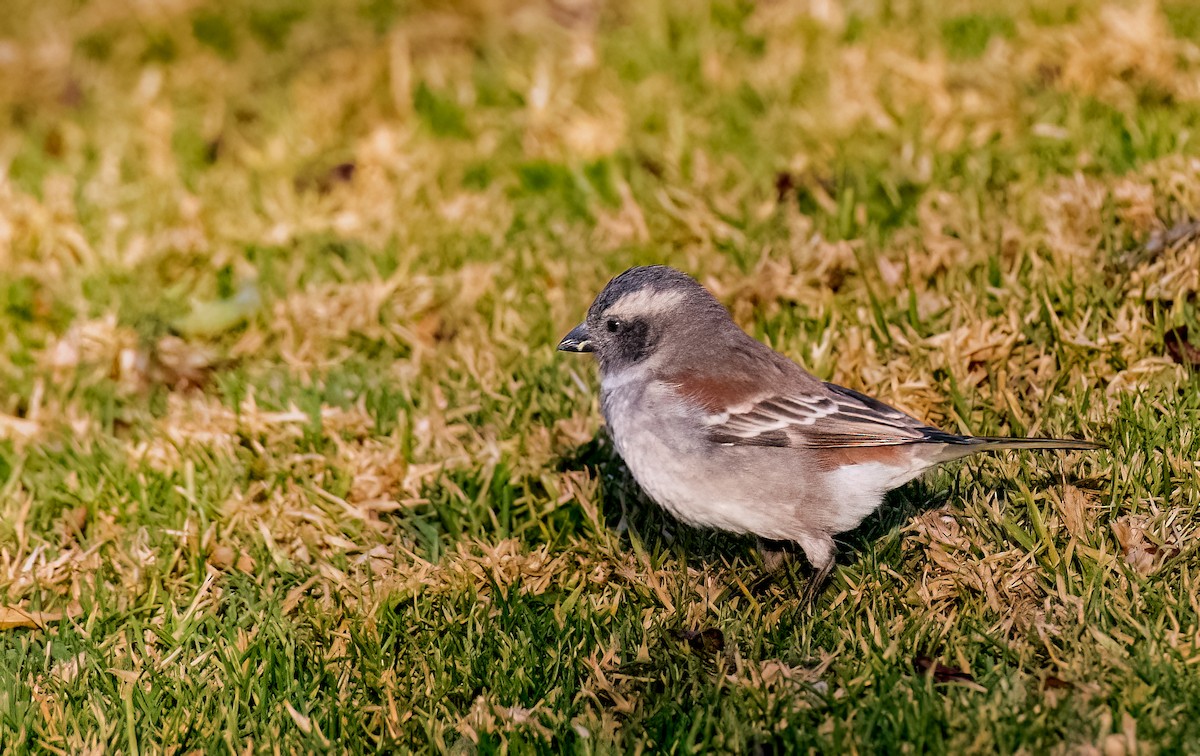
[[608, 289, 687, 320]]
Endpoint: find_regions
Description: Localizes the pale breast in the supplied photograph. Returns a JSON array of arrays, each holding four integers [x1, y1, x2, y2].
[[599, 378, 807, 539], [600, 380, 695, 516]]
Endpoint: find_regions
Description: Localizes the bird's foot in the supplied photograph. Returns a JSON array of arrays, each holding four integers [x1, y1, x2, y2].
[[801, 560, 835, 609]]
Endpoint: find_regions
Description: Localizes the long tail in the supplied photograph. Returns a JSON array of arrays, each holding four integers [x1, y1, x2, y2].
[[932, 434, 1103, 462]]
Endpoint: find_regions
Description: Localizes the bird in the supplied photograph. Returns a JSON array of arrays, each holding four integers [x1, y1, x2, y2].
[[557, 265, 1102, 602]]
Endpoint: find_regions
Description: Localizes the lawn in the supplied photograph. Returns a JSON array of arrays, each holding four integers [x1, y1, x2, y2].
[[0, 0, 1199, 752]]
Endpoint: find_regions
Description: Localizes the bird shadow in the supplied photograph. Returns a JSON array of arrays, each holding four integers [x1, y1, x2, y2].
[[556, 432, 759, 571], [556, 433, 1100, 595]]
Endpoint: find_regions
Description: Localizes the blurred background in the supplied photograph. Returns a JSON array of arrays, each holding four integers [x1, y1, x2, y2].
[[0, 0, 1198, 751]]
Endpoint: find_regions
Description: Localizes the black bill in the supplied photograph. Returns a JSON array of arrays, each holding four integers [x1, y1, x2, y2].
[[557, 322, 593, 352]]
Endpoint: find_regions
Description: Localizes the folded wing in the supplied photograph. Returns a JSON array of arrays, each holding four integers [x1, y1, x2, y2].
[[700, 382, 957, 449]]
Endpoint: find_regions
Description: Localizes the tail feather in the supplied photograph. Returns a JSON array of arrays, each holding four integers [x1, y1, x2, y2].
[[965, 436, 1103, 452], [932, 434, 1103, 462]]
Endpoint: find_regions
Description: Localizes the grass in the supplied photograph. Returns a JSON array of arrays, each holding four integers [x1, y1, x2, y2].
[[0, 0, 1198, 751]]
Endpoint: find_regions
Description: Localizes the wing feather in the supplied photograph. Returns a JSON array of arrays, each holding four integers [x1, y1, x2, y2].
[[661, 353, 955, 450], [700, 382, 946, 449]]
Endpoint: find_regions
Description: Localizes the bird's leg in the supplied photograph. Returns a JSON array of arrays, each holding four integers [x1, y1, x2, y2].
[[751, 538, 799, 595], [758, 539, 792, 573], [801, 557, 835, 607], [754, 535, 836, 605], [797, 533, 837, 608]]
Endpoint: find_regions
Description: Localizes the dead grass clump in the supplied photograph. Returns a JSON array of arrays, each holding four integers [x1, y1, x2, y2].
[[824, 46, 900, 136], [456, 694, 559, 747], [39, 313, 228, 399], [263, 263, 500, 369], [724, 652, 833, 727], [266, 277, 414, 368], [592, 182, 651, 248], [907, 501, 1054, 638], [1112, 510, 1192, 577], [1021, 2, 1200, 108], [1052, 485, 1102, 542], [1039, 174, 1111, 264], [815, 35, 1020, 151], [1127, 234, 1200, 303], [128, 390, 376, 474], [1105, 354, 1186, 400], [0, 32, 76, 114], [522, 68, 626, 161], [40, 315, 135, 385], [0, 175, 96, 273], [335, 436, 409, 506], [381, 539, 582, 601], [0, 534, 104, 609], [905, 190, 979, 283], [924, 316, 1022, 380], [835, 323, 949, 425], [1032, 172, 1157, 266], [707, 240, 858, 325]]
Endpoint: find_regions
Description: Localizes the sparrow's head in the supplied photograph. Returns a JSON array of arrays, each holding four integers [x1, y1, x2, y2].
[[557, 266, 727, 373]]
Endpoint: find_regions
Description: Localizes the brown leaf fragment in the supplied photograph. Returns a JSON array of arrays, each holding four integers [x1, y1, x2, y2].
[[1041, 674, 1077, 707], [296, 161, 357, 194], [205, 136, 223, 163], [774, 171, 796, 201], [62, 505, 89, 538], [283, 576, 321, 615], [1112, 517, 1180, 576], [1058, 486, 1091, 540], [236, 552, 256, 573], [59, 78, 85, 109], [1164, 327, 1200, 366], [679, 627, 725, 655], [208, 544, 236, 570], [913, 655, 979, 687]]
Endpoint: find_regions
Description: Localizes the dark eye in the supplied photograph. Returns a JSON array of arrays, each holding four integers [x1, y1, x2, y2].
[[606, 318, 621, 333]]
